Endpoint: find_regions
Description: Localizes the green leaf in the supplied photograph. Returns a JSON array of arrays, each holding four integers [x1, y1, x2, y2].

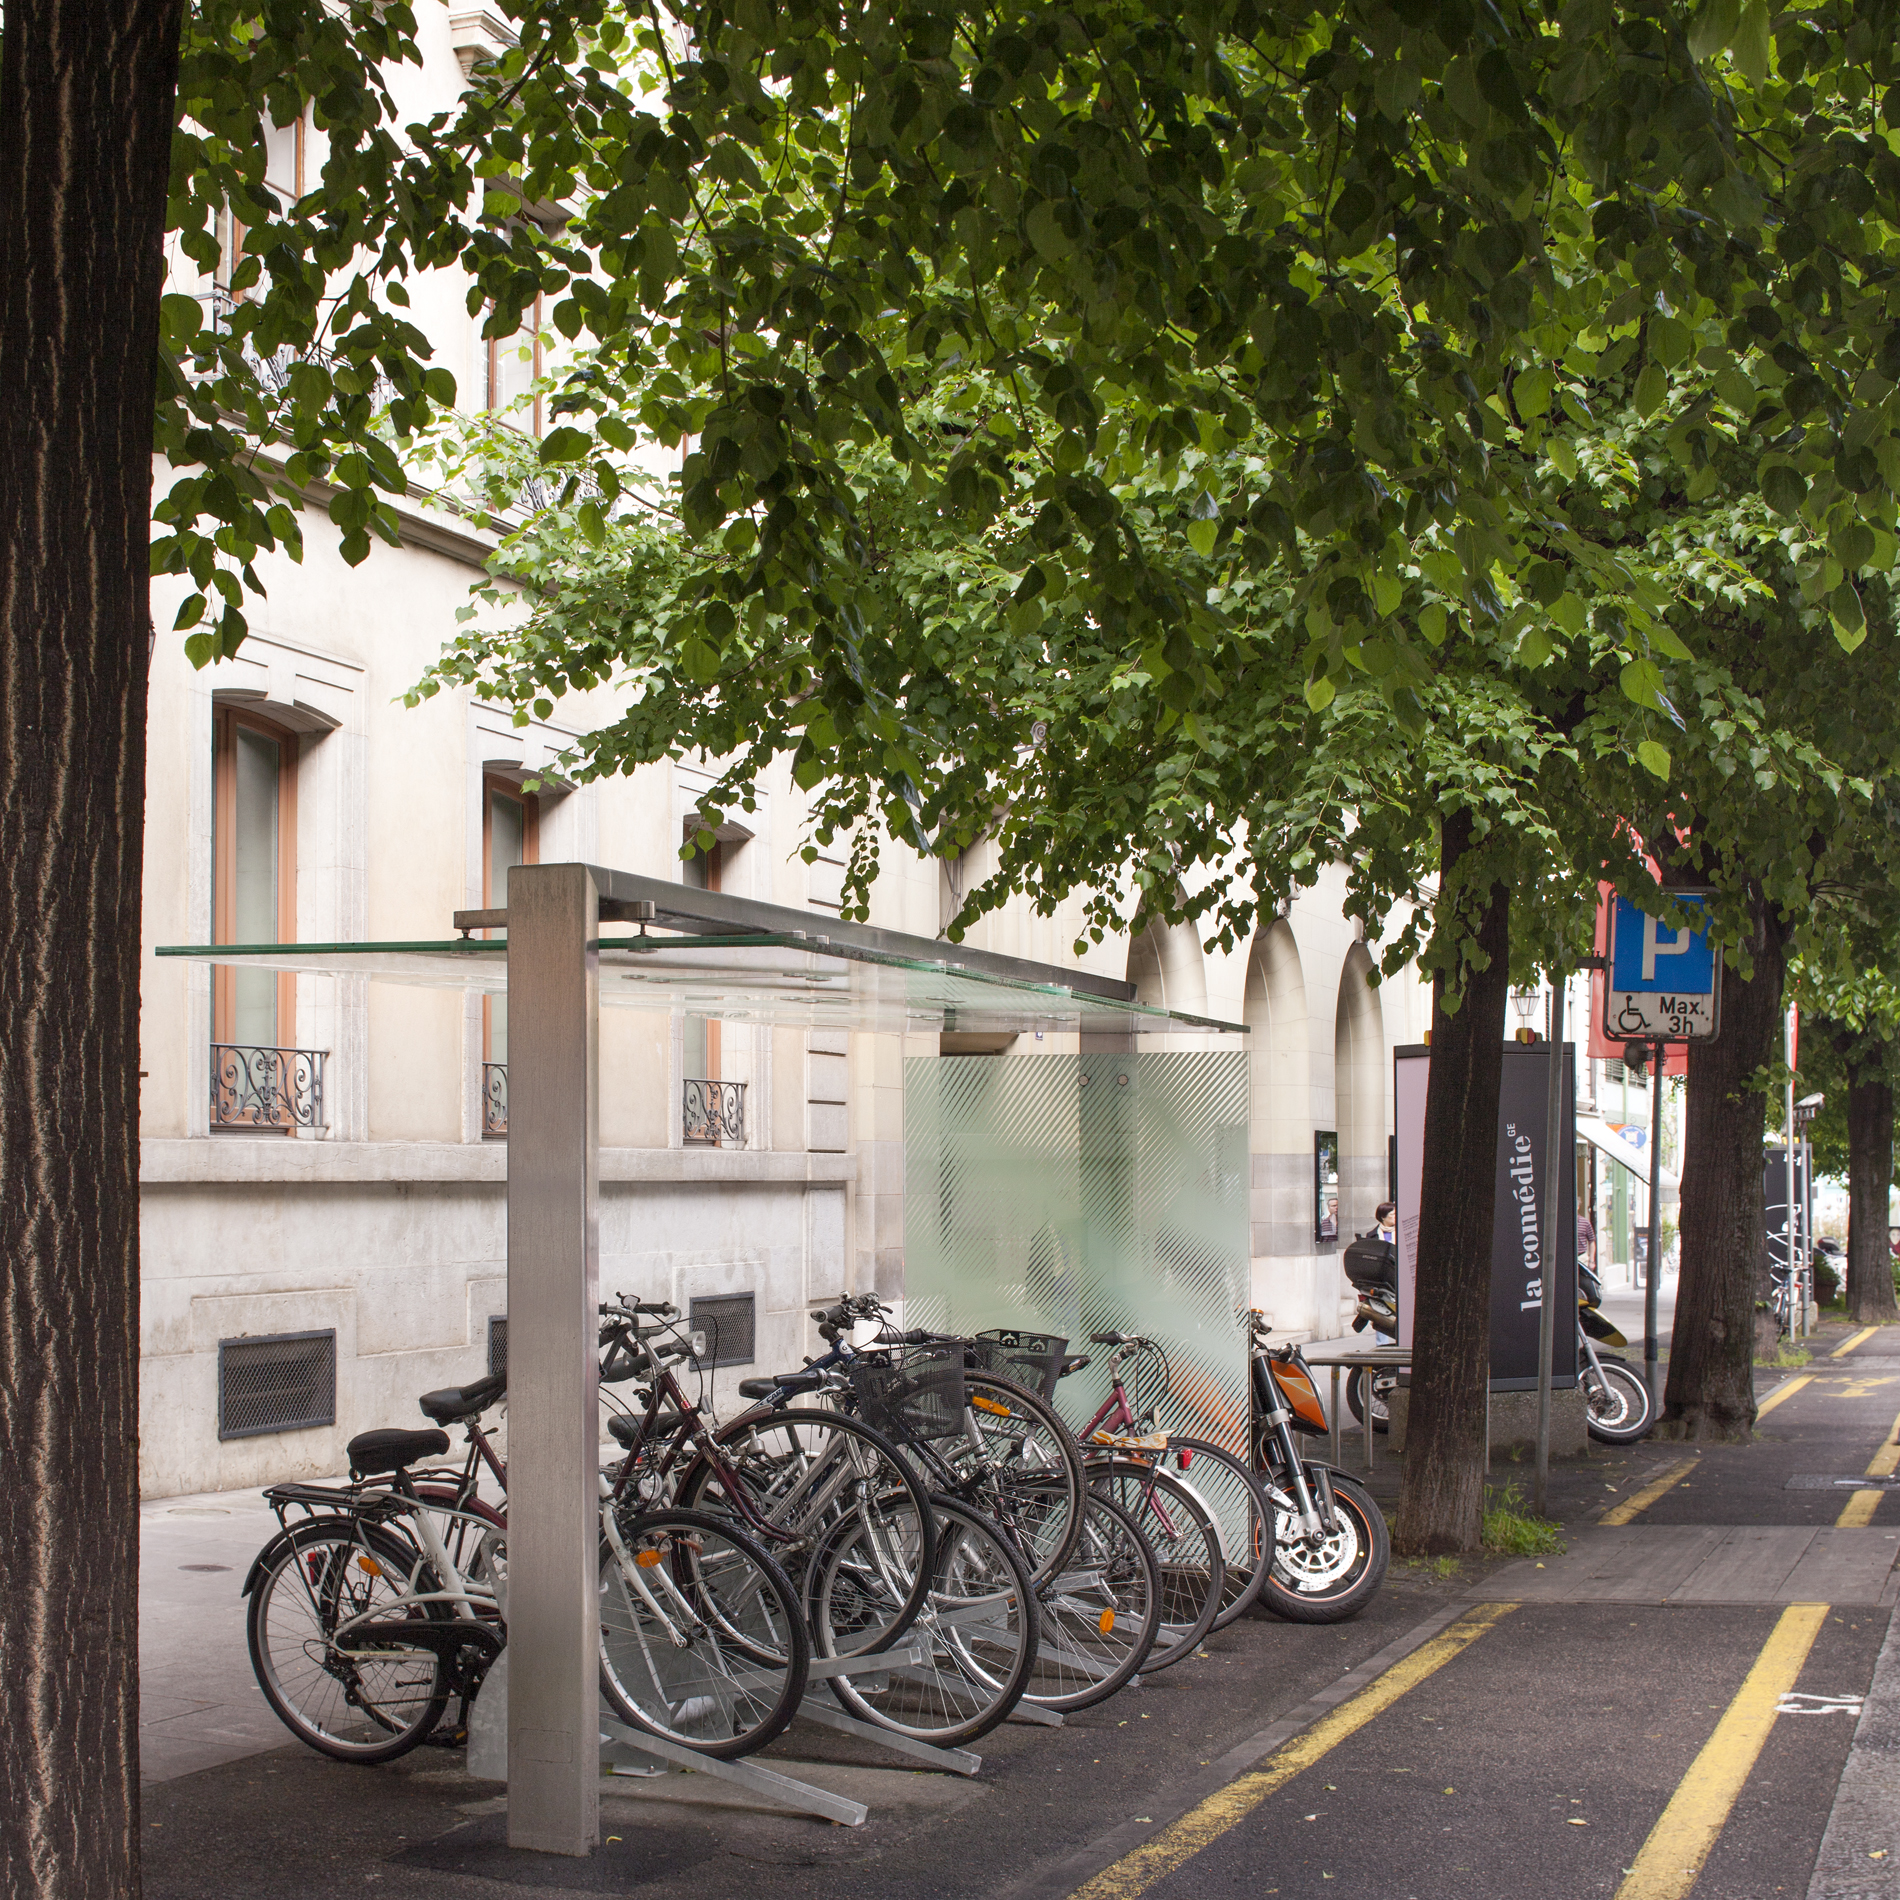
[[160, 293, 202, 352], [1635, 362, 1668, 418], [577, 502, 606, 548], [1304, 671, 1336, 712], [1761, 462, 1807, 516], [680, 638, 721, 684], [1515, 366, 1553, 418], [1548, 438, 1578, 481], [1372, 572, 1404, 617], [1830, 581, 1867, 650], [539, 426, 590, 465], [1185, 518, 1220, 558], [1688, 0, 1741, 59], [1733, 0, 1770, 85], [1637, 740, 1672, 780], [1620, 657, 1666, 711]]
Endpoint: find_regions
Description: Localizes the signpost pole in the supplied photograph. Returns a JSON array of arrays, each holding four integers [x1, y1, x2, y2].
[[1646, 1041, 1664, 1409], [1534, 974, 1565, 1518], [1785, 1007, 1799, 1339]]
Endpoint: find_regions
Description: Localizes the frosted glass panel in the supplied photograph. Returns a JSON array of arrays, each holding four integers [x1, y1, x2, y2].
[[231, 726, 280, 1046], [905, 1050, 1251, 1471]]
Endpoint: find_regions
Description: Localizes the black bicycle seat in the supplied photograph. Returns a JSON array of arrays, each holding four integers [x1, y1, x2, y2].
[[417, 1371, 505, 1425], [348, 1428, 451, 1477], [606, 1411, 682, 1449]]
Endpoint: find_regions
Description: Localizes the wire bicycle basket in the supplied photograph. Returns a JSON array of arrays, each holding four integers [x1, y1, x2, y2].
[[968, 1328, 1070, 1402], [849, 1344, 967, 1441]]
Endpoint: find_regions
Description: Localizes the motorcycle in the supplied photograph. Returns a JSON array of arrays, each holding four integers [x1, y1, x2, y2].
[[1342, 1228, 1399, 1433], [1578, 1260, 1654, 1443], [1247, 1313, 1389, 1623]]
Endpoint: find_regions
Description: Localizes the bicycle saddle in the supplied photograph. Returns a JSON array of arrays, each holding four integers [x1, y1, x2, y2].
[[606, 1411, 682, 1449], [416, 1371, 505, 1424], [347, 1427, 450, 1477]]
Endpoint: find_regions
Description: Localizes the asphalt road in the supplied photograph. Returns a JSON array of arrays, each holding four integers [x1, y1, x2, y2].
[[141, 1322, 1900, 1900]]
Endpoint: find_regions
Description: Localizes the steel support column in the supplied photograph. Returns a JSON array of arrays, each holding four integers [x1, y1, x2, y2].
[[505, 863, 601, 1855]]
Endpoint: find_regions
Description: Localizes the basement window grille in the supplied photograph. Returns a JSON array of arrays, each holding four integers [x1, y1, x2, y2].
[[689, 1294, 756, 1368], [488, 1315, 508, 1379], [218, 1330, 336, 1441]]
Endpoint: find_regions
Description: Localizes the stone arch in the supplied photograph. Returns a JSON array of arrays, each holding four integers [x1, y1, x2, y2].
[[1126, 912, 1209, 1017], [1244, 918, 1311, 1270], [1333, 940, 1387, 1247]]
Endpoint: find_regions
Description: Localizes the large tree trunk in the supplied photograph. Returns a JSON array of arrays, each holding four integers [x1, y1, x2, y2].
[[0, 0, 182, 1891], [1657, 894, 1789, 1440], [1394, 810, 1512, 1557], [1845, 1047, 1898, 1324]]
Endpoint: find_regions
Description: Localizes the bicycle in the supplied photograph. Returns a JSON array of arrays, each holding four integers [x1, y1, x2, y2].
[[1065, 1330, 1275, 1631]]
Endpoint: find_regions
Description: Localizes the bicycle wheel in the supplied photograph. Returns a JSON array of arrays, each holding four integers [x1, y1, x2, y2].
[[1163, 1437, 1275, 1632], [1260, 1469, 1389, 1624], [816, 1493, 1038, 1748], [1086, 1457, 1224, 1671], [940, 1368, 1090, 1583], [1584, 1357, 1654, 1444], [598, 1508, 810, 1759], [246, 1516, 450, 1763], [1022, 1486, 1160, 1712], [681, 1406, 935, 1652]]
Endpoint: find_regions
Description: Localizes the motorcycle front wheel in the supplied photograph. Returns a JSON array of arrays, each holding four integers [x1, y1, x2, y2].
[[1583, 1357, 1654, 1444], [1259, 1471, 1389, 1624]]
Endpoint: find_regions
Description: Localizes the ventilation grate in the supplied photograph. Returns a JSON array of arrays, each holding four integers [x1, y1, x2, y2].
[[488, 1315, 508, 1379], [689, 1294, 756, 1368], [218, 1330, 336, 1441]]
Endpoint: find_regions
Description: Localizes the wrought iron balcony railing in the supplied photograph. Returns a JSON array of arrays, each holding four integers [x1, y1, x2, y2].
[[683, 1078, 745, 1148], [483, 1062, 508, 1139], [211, 1045, 326, 1132]]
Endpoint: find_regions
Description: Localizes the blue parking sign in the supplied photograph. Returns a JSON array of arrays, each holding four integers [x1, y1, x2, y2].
[[1611, 895, 1715, 993]]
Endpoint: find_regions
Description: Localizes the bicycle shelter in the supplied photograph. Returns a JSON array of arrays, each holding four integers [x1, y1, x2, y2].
[[161, 862, 1247, 1856]]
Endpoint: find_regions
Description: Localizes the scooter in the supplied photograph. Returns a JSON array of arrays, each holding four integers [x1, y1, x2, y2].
[[1342, 1228, 1399, 1432], [1248, 1313, 1389, 1623], [1578, 1260, 1654, 1442]]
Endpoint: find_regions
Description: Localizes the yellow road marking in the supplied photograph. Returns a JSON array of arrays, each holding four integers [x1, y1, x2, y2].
[[1834, 1400, 1900, 1528], [1756, 1374, 1814, 1418], [1602, 1458, 1698, 1526], [1614, 1602, 1829, 1900], [1832, 1327, 1879, 1358], [1067, 1604, 1518, 1900], [1834, 1376, 1899, 1400]]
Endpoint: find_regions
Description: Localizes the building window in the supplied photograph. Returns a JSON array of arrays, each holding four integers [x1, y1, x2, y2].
[[212, 706, 298, 1050], [486, 294, 544, 434], [682, 827, 721, 1084], [483, 775, 537, 1085]]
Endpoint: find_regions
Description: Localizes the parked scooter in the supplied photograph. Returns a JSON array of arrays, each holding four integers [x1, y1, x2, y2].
[[1341, 1223, 1399, 1433], [1578, 1260, 1654, 1442], [1248, 1313, 1389, 1623]]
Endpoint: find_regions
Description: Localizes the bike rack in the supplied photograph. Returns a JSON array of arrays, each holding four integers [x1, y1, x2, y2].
[[467, 1642, 991, 1828]]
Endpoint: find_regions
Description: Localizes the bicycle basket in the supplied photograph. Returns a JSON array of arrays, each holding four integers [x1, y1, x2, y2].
[[849, 1345, 966, 1441], [969, 1328, 1069, 1402]]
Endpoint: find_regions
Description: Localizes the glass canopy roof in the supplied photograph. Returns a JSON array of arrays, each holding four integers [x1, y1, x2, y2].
[[155, 931, 1246, 1038]]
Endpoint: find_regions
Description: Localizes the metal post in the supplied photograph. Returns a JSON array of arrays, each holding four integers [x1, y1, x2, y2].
[[1646, 1042, 1664, 1408], [505, 864, 602, 1856], [1785, 1006, 1799, 1339], [1534, 975, 1565, 1516]]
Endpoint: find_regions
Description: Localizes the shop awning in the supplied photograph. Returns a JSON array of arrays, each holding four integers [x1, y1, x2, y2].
[[1578, 1114, 1678, 1189]]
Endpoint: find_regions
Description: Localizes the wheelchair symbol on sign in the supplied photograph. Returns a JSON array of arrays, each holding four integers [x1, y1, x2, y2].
[[1615, 1000, 1652, 1035]]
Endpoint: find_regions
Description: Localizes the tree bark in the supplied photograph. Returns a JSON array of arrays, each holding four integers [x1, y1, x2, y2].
[[1394, 810, 1512, 1557], [1657, 893, 1790, 1440], [0, 0, 182, 1891], [1845, 1051, 1898, 1324]]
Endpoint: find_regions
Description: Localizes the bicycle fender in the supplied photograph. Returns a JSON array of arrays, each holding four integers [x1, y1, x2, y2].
[[240, 1513, 363, 1597]]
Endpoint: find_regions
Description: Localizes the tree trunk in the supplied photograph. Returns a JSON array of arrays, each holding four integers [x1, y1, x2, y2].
[[0, 0, 182, 1891], [1845, 1050, 1898, 1324], [1657, 894, 1789, 1440], [1394, 811, 1512, 1557]]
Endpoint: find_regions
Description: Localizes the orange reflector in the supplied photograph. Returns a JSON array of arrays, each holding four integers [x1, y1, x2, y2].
[[1098, 1609, 1116, 1634], [972, 1396, 1012, 1417], [635, 1548, 663, 1568], [357, 1556, 382, 1577]]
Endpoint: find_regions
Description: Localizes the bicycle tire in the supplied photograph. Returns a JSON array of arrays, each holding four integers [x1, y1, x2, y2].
[[597, 1507, 810, 1759], [1259, 1470, 1389, 1624], [1584, 1357, 1654, 1444], [816, 1492, 1038, 1748], [679, 1405, 936, 1652], [246, 1515, 451, 1763], [1085, 1457, 1224, 1670], [1161, 1437, 1275, 1632], [1021, 1485, 1160, 1712], [943, 1368, 1090, 1583]]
